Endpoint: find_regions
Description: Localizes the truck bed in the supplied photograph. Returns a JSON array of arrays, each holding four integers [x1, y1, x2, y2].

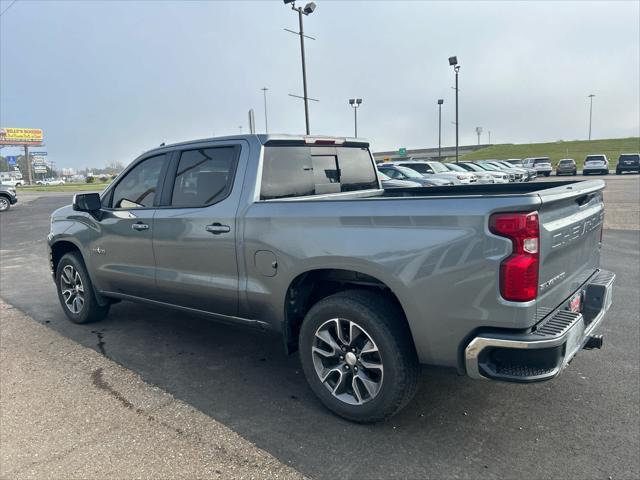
[[382, 180, 581, 198]]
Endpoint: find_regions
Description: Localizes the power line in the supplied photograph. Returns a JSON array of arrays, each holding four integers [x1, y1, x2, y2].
[[0, 0, 18, 17]]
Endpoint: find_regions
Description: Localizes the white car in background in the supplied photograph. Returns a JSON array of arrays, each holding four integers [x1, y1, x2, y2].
[[523, 157, 553, 177], [457, 162, 510, 183], [583, 154, 610, 175], [392, 160, 476, 185], [444, 162, 493, 183]]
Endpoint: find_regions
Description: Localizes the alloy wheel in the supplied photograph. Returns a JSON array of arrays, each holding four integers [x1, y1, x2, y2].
[[311, 318, 383, 405], [60, 265, 85, 314], [0, 197, 9, 211]]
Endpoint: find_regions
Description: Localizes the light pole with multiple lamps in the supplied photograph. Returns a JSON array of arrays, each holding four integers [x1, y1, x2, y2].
[[437, 99, 444, 159], [283, 0, 317, 135], [588, 93, 595, 140], [475, 126, 483, 145], [449, 56, 460, 163], [348, 98, 362, 137]]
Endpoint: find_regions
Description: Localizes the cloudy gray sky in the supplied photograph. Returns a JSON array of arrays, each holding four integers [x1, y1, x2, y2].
[[1, 0, 638, 169]]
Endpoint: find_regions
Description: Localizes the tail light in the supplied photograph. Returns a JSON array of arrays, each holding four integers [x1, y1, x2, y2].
[[489, 212, 540, 302]]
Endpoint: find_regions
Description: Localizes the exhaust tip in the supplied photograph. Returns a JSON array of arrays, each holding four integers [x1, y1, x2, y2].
[[583, 334, 604, 350]]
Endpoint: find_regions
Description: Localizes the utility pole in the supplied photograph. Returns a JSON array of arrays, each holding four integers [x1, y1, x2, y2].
[[437, 99, 444, 159], [588, 94, 595, 140], [261, 87, 269, 134], [284, 1, 317, 135], [24, 145, 32, 185]]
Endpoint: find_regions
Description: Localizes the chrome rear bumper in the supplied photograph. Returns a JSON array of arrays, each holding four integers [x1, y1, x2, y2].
[[465, 269, 615, 382]]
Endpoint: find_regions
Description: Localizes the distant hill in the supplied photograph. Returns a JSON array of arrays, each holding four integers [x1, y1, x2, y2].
[[457, 137, 640, 168]]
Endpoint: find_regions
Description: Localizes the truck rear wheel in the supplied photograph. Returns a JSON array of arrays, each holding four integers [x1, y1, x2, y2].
[[298, 290, 419, 423], [56, 252, 110, 324]]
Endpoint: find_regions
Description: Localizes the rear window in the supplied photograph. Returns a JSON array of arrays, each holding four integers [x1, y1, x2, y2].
[[261, 146, 377, 200], [534, 158, 550, 165], [558, 159, 574, 165], [585, 155, 606, 162], [619, 154, 639, 163]]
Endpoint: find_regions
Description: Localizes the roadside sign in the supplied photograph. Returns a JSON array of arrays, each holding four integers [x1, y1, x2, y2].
[[6, 156, 17, 165], [399, 147, 407, 156]]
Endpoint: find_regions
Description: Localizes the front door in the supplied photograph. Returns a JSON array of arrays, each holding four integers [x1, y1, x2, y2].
[[89, 153, 168, 298], [152, 144, 244, 316]]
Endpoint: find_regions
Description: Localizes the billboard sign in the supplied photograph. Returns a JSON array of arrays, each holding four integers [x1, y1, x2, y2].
[[0, 127, 44, 145]]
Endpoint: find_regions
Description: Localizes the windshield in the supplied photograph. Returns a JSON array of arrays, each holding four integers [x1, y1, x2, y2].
[[427, 161, 450, 173], [490, 161, 511, 169], [395, 166, 424, 178], [399, 163, 431, 174], [460, 163, 484, 172], [476, 163, 500, 171], [445, 163, 466, 172], [377, 171, 391, 180], [507, 160, 523, 166]]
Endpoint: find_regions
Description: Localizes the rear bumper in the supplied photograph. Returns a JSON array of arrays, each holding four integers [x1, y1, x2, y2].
[[464, 269, 615, 383]]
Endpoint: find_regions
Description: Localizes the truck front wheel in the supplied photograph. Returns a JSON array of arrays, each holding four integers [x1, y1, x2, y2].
[[298, 290, 419, 423], [56, 252, 110, 324]]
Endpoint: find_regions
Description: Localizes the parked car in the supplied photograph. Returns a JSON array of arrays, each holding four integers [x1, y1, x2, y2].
[[48, 134, 615, 423], [583, 154, 609, 175], [478, 160, 526, 182], [0, 184, 18, 211], [392, 160, 475, 185], [38, 178, 66, 186], [0, 175, 23, 187], [523, 157, 553, 177], [615, 153, 640, 174], [377, 170, 422, 188], [458, 162, 510, 183], [444, 162, 493, 184], [377, 164, 454, 187], [473, 161, 516, 182], [504, 159, 538, 180], [556, 158, 577, 176], [491, 160, 536, 181]]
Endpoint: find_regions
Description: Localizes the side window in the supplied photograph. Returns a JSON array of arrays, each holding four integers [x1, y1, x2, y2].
[[170, 147, 238, 208], [111, 154, 166, 209]]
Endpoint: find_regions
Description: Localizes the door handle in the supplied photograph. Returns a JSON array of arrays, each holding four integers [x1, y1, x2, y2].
[[132, 222, 150, 231], [205, 223, 231, 235]]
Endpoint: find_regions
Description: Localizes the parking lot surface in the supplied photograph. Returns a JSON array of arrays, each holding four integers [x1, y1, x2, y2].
[[1, 176, 639, 479]]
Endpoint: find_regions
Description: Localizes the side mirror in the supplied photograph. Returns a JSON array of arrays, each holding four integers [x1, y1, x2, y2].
[[73, 193, 102, 212], [425, 169, 434, 174]]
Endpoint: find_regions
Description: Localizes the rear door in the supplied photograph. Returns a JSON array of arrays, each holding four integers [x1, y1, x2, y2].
[[536, 181, 605, 314], [151, 142, 246, 315]]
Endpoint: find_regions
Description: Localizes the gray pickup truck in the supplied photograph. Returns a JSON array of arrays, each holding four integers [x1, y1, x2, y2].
[[48, 134, 615, 422]]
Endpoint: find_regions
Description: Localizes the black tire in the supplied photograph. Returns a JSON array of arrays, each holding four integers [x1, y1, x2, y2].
[[573, 171, 577, 176], [0, 195, 10, 212], [545, 172, 550, 177], [56, 252, 110, 324], [299, 290, 419, 423]]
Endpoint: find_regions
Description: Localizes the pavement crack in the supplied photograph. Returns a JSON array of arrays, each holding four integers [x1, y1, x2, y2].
[[90, 329, 107, 357]]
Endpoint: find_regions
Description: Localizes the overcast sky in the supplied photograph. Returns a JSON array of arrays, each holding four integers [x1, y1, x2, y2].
[[1, 0, 639, 169]]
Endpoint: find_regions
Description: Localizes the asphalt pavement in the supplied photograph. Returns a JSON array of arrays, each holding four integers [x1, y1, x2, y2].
[[1, 176, 639, 479]]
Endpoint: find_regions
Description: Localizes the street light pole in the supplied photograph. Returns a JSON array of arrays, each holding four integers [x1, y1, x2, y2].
[[284, 1, 316, 135], [261, 87, 269, 134], [449, 56, 460, 163], [297, 7, 310, 134], [437, 99, 444, 159], [349, 98, 362, 137], [588, 94, 595, 140]]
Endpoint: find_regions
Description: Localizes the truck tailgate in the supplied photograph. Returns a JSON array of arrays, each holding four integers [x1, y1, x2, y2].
[[536, 180, 605, 318]]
